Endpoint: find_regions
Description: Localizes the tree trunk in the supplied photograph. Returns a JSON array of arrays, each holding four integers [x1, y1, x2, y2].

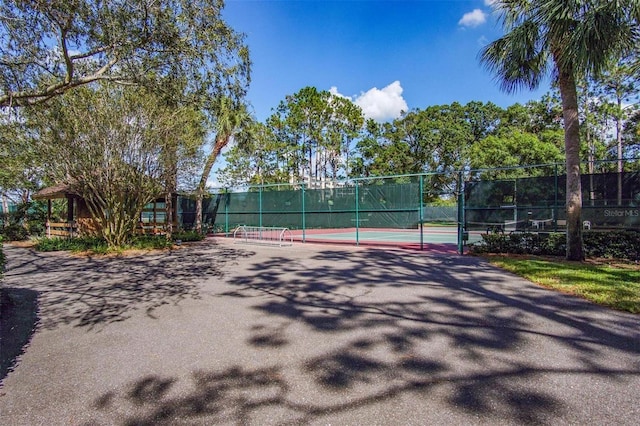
[[195, 189, 204, 234], [1, 195, 9, 221], [165, 191, 173, 240], [588, 131, 595, 207], [616, 100, 623, 206], [308, 144, 313, 187], [165, 167, 177, 241], [557, 66, 584, 261], [196, 136, 227, 234], [582, 83, 595, 206]]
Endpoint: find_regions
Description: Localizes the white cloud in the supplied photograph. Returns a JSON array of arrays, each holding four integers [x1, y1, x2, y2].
[[355, 81, 408, 121], [458, 9, 487, 27], [329, 86, 348, 99], [484, 0, 498, 6], [331, 81, 408, 122]]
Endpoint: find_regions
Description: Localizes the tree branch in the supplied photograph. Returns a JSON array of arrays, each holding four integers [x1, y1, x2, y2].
[[0, 56, 120, 107]]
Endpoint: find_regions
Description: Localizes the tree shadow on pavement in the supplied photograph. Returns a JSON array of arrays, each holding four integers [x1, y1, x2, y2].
[[0, 287, 38, 383], [1, 240, 254, 331], [89, 246, 640, 424]]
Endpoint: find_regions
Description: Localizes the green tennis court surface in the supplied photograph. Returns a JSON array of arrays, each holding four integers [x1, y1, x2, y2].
[[289, 226, 483, 247]]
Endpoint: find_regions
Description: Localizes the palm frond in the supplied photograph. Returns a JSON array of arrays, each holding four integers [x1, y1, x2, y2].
[[479, 20, 551, 93], [493, 0, 535, 28], [568, 1, 640, 76], [536, 0, 640, 77]]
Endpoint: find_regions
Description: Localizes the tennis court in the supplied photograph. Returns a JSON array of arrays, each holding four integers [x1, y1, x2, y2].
[[287, 226, 484, 250], [193, 160, 639, 254]]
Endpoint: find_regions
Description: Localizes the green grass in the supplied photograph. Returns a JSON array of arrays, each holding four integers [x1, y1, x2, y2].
[[485, 256, 640, 314]]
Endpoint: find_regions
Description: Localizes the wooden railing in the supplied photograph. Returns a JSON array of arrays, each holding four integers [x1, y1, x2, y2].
[[45, 220, 166, 238], [46, 221, 77, 238], [137, 222, 166, 235]]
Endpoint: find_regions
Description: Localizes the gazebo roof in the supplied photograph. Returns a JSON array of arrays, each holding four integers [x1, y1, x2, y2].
[[32, 183, 77, 200]]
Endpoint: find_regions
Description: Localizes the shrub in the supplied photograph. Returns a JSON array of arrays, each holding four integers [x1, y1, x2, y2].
[[129, 235, 174, 250], [0, 223, 29, 241], [471, 232, 564, 256], [583, 230, 640, 261], [172, 230, 205, 243], [33, 231, 207, 254], [0, 201, 49, 240], [470, 230, 640, 261], [35, 236, 108, 253], [34, 237, 70, 252], [26, 219, 45, 237]]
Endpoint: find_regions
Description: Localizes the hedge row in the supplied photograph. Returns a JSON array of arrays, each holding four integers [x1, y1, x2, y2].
[[34, 231, 204, 253], [470, 230, 640, 261]]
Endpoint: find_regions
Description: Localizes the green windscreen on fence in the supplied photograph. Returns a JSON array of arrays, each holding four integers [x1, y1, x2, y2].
[[223, 177, 424, 230], [465, 171, 640, 230], [175, 162, 640, 237], [176, 174, 461, 234]]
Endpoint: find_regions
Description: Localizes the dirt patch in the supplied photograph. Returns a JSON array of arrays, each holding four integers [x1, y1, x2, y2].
[[5, 240, 37, 249]]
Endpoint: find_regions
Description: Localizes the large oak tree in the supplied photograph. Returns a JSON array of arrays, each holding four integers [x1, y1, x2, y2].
[[0, 0, 250, 109], [1, 0, 251, 241]]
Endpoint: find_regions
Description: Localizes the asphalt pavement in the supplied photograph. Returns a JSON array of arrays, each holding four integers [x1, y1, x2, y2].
[[0, 238, 639, 425]]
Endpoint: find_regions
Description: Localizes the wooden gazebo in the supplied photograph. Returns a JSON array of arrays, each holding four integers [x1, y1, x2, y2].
[[32, 183, 84, 237], [32, 183, 173, 237]]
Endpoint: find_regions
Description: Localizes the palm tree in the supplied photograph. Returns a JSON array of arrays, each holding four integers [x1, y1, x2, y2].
[[480, 0, 639, 260], [195, 97, 252, 234]]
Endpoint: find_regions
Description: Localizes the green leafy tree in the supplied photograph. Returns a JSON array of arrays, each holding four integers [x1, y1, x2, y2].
[[0, 115, 43, 204], [351, 119, 385, 177], [354, 118, 414, 177], [0, 0, 250, 108], [324, 95, 364, 182], [30, 84, 204, 248], [500, 96, 564, 136], [270, 87, 331, 185], [1, 0, 252, 240], [625, 110, 640, 158], [480, 0, 639, 260], [251, 87, 364, 187], [354, 102, 503, 199], [593, 56, 639, 203], [470, 129, 564, 179], [218, 122, 287, 186], [576, 77, 612, 205], [464, 101, 503, 141]]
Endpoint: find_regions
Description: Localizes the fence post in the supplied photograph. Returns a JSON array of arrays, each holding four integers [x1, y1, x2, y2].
[[554, 163, 559, 232], [419, 175, 424, 251], [355, 182, 360, 246], [224, 189, 229, 236], [301, 183, 306, 243], [259, 185, 263, 228], [457, 171, 464, 255]]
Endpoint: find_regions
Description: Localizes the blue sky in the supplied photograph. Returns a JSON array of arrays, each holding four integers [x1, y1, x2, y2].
[[222, 0, 553, 123]]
